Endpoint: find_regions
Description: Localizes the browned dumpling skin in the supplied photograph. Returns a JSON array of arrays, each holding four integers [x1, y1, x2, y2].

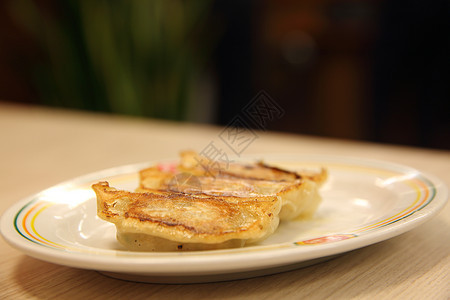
[[92, 182, 281, 251]]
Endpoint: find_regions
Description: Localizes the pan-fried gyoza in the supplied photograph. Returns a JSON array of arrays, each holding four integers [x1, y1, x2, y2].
[[92, 151, 327, 251], [92, 181, 281, 251]]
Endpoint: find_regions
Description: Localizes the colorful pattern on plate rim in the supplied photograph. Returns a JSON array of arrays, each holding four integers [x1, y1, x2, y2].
[[13, 167, 437, 252], [294, 172, 436, 245]]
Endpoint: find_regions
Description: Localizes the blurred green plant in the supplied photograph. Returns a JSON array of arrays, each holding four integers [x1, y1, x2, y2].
[[9, 0, 213, 120]]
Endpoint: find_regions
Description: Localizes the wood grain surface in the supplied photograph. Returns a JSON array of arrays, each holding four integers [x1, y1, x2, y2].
[[0, 102, 448, 299]]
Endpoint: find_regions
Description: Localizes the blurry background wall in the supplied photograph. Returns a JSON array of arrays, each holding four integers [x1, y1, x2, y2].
[[0, 0, 448, 149]]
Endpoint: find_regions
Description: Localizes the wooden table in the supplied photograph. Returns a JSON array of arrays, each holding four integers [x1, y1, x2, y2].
[[0, 102, 448, 299]]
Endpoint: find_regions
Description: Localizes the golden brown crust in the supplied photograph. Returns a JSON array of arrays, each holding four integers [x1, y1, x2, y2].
[[175, 150, 328, 184], [92, 182, 281, 244]]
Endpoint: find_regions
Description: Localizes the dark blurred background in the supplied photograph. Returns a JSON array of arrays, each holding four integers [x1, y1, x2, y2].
[[0, 0, 449, 149]]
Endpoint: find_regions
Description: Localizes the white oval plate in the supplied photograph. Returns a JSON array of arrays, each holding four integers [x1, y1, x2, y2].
[[1, 155, 447, 283]]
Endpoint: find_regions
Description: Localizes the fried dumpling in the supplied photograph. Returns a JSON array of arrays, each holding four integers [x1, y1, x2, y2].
[[92, 182, 281, 251], [139, 151, 327, 220]]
